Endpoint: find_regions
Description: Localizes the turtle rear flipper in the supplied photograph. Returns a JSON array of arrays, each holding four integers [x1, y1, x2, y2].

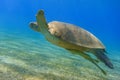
[[68, 49, 107, 75], [94, 49, 114, 69]]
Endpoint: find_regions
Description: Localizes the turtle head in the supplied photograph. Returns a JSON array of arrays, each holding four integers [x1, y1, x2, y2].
[[29, 22, 40, 32]]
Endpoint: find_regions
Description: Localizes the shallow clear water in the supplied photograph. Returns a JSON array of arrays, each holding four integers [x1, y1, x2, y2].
[[0, 30, 120, 80], [0, 0, 120, 80]]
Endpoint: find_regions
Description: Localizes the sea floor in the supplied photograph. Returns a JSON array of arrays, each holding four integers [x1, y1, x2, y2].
[[0, 31, 120, 80]]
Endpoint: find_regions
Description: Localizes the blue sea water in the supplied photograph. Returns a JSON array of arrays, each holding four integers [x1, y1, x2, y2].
[[0, 0, 120, 80]]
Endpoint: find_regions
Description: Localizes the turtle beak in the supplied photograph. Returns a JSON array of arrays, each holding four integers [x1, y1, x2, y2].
[[29, 22, 36, 28], [29, 22, 40, 32]]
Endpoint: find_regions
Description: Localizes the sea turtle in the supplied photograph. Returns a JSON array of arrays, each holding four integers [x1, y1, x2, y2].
[[29, 10, 113, 75]]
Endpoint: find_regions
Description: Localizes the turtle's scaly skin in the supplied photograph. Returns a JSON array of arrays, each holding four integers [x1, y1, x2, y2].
[[29, 10, 114, 75]]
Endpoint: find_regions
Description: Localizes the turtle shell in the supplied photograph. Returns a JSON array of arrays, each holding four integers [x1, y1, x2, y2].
[[48, 21, 105, 49]]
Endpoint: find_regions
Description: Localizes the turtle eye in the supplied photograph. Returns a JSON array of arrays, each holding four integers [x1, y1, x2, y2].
[[29, 22, 34, 27], [30, 23, 36, 29], [29, 22, 40, 32]]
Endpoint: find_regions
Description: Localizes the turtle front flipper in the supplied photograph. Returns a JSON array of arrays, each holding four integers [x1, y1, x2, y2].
[[36, 10, 49, 34], [67, 49, 107, 75]]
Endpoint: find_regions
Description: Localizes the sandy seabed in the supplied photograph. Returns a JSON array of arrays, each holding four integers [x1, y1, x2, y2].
[[0, 31, 120, 80]]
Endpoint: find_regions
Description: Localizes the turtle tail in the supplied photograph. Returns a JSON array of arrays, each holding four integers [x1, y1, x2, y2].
[[94, 49, 114, 69]]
